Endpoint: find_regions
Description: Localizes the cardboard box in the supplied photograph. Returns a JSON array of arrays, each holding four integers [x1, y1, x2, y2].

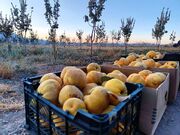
[[100, 65, 169, 135], [103, 61, 179, 103], [149, 61, 179, 103], [138, 74, 169, 135]]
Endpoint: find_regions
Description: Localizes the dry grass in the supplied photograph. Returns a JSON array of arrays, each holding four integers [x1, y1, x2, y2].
[[0, 43, 179, 76], [0, 83, 24, 112], [0, 84, 11, 93], [0, 62, 14, 79], [0, 103, 23, 112]]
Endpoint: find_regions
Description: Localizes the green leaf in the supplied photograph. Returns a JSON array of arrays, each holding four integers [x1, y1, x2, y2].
[[101, 76, 113, 83]]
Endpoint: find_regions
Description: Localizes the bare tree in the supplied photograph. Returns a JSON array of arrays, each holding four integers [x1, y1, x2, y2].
[[11, 0, 33, 50], [65, 37, 71, 45], [84, 0, 106, 60], [76, 30, 83, 48], [0, 12, 14, 53], [95, 22, 106, 49], [71, 38, 76, 43], [59, 32, 66, 47], [44, 0, 60, 62], [110, 30, 116, 44], [85, 34, 91, 44], [152, 8, 170, 50], [110, 30, 121, 45], [104, 35, 108, 44], [114, 30, 121, 44], [95, 22, 106, 44], [29, 29, 38, 46], [121, 17, 135, 54], [169, 31, 176, 45]]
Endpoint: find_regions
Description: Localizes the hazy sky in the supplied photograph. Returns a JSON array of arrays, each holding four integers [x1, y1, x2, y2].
[[0, 0, 180, 44]]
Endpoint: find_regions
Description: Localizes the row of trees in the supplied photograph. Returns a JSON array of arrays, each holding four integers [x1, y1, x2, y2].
[[84, 0, 174, 57], [0, 0, 177, 60], [0, 0, 35, 54]]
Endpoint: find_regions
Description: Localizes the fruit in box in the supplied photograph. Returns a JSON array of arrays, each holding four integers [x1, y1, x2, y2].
[[111, 70, 122, 74], [104, 79, 127, 95], [63, 98, 86, 116], [37, 79, 62, 104], [138, 70, 152, 79], [146, 50, 157, 59], [102, 105, 115, 114], [127, 73, 145, 85], [126, 55, 136, 63], [86, 71, 106, 84], [107, 72, 127, 83], [87, 63, 101, 72], [63, 68, 86, 89], [37, 107, 65, 128], [154, 52, 163, 59], [108, 92, 121, 105], [155, 62, 162, 68], [159, 64, 174, 69], [110, 70, 127, 82], [39, 107, 49, 127], [102, 81, 107, 86], [61, 66, 77, 78], [135, 57, 143, 61], [145, 72, 166, 88], [117, 58, 129, 66], [133, 61, 146, 68], [138, 54, 146, 59], [128, 61, 137, 66], [83, 83, 97, 95], [113, 60, 120, 66], [52, 114, 65, 127], [40, 73, 62, 85], [154, 72, 166, 80], [58, 85, 83, 106], [141, 56, 148, 60], [142, 59, 155, 68], [164, 61, 177, 68], [84, 86, 109, 114]]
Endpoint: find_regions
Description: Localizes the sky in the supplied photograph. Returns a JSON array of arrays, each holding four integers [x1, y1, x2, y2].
[[0, 0, 180, 44]]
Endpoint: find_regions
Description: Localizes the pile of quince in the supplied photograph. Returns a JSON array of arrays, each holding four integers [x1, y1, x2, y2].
[[37, 63, 129, 117], [37, 63, 167, 118], [35, 63, 167, 134], [114, 51, 177, 69]]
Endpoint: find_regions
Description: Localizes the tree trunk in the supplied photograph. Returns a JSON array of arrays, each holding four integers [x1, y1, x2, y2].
[[24, 31, 27, 55], [80, 40, 82, 50], [159, 40, 161, 51], [7, 40, 12, 55], [33, 42, 36, 48], [124, 42, 128, 55], [90, 26, 95, 62], [52, 42, 57, 63], [98, 42, 101, 50], [171, 41, 173, 46], [158, 43, 160, 51], [157, 40, 161, 51]]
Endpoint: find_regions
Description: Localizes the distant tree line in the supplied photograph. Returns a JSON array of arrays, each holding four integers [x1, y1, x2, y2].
[[0, 0, 179, 59]]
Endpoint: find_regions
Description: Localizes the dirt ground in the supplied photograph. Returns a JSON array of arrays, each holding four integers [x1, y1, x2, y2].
[[0, 65, 180, 135]]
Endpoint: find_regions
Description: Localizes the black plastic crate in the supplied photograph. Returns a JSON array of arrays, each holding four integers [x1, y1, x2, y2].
[[23, 72, 143, 135]]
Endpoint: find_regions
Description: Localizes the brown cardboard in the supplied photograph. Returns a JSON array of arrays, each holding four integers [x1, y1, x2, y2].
[[103, 61, 179, 103], [150, 61, 179, 103], [100, 65, 169, 135], [139, 73, 169, 135]]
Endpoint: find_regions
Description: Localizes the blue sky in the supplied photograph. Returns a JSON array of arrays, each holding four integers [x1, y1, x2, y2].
[[0, 0, 180, 43]]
